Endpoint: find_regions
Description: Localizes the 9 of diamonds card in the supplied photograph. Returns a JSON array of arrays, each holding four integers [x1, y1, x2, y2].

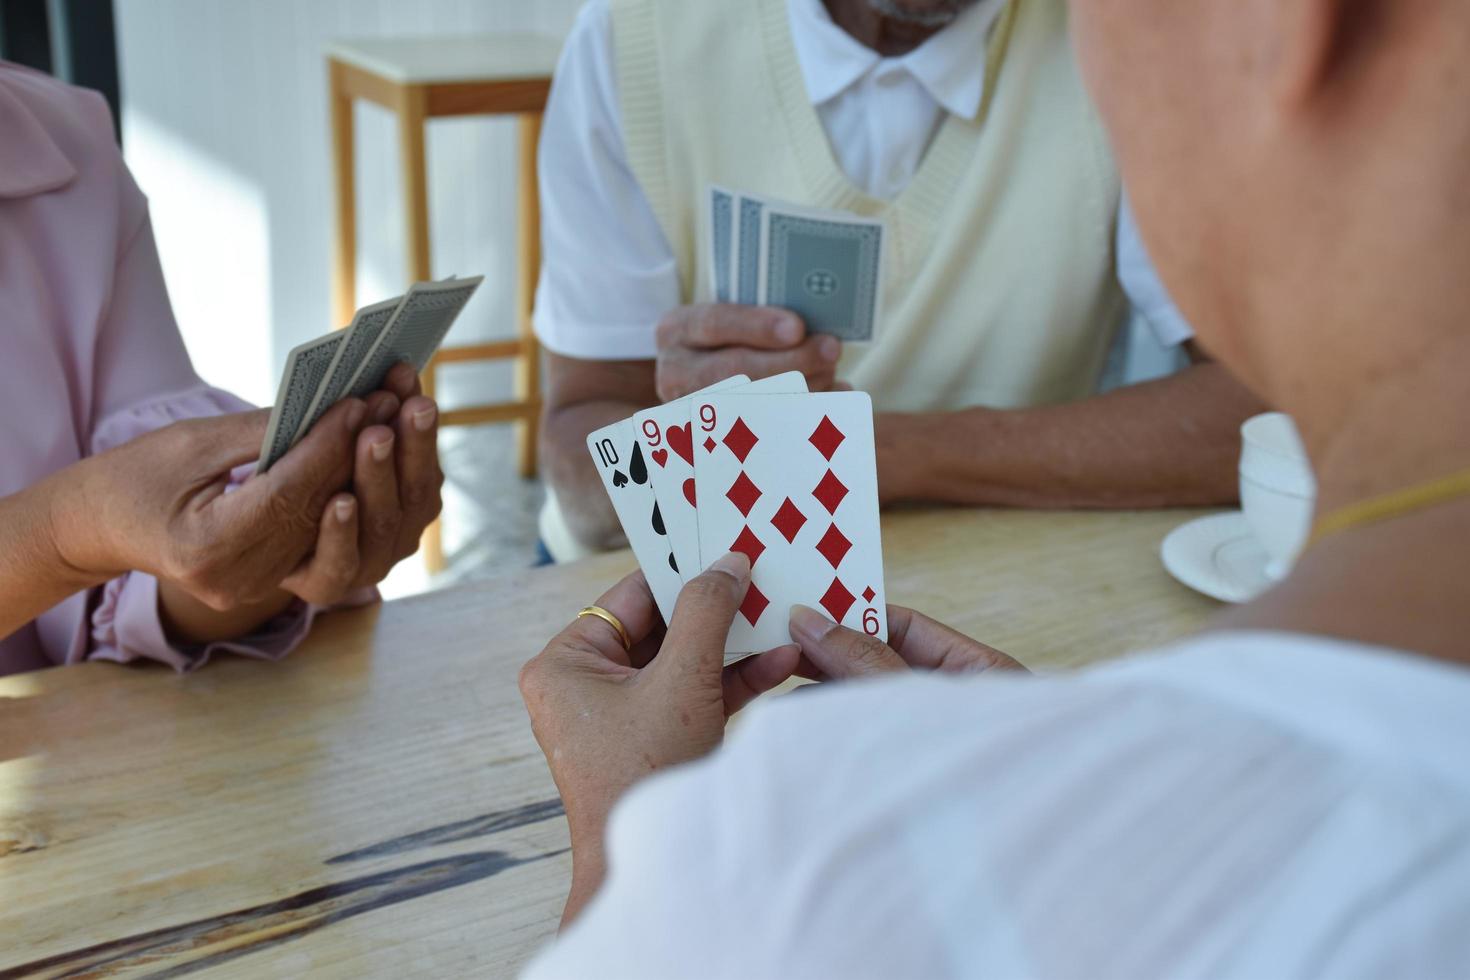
[[691, 391, 887, 655]]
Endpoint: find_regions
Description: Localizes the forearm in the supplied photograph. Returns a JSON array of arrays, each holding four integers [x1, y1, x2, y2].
[[879, 362, 1265, 508], [543, 399, 650, 552], [0, 467, 112, 641]]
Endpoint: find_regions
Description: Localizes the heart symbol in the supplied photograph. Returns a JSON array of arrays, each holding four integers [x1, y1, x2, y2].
[[682, 478, 696, 507], [651, 448, 669, 468], [667, 423, 694, 466], [612, 470, 629, 488]]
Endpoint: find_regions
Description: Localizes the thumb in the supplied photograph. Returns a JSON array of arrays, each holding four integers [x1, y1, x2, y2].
[[245, 398, 366, 515], [186, 408, 272, 473], [650, 551, 751, 685], [788, 604, 907, 679]]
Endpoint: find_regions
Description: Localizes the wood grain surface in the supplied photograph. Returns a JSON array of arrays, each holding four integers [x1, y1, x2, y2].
[[0, 508, 1220, 978]]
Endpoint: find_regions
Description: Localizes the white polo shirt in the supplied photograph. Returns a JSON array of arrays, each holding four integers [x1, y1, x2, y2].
[[526, 631, 1470, 977], [532, 0, 1192, 361]]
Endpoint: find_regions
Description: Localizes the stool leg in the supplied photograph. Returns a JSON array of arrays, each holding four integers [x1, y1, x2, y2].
[[515, 112, 544, 480], [398, 86, 445, 575], [329, 60, 357, 329]]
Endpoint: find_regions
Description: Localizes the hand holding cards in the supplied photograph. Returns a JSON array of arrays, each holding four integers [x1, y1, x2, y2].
[[258, 276, 482, 473], [709, 186, 884, 343], [588, 373, 887, 660]]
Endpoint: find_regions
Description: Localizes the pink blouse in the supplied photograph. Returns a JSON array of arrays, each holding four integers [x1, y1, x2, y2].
[[0, 63, 325, 676]]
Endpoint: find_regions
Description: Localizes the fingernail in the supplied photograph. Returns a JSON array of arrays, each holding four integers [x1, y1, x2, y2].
[[775, 316, 802, 344], [789, 605, 833, 644], [373, 398, 398, 424], [708, 551, 751, 581], [334, 498, 355, 523], [371, 434, 394, 462], [413, 404, 437, 432], [819, 336, 841, 362], [345, 400, 367, 429]]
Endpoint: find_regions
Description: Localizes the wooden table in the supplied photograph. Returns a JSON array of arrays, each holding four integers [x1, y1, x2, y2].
[[0, 508, 1219, 978]]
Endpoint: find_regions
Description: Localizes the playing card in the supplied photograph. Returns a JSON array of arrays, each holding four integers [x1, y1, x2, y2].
[[709, 185, 735, 303], [693, 391, 886, 654], [586, 376, 751, 624], [759, 207, 884, 342], [292, 293, 405, 445], [344, 276, 483, 400], [257, 332, 346, 474], [586, 418, 685, 624], [633, 371, 808, 587], [735, 193, 766, 305]]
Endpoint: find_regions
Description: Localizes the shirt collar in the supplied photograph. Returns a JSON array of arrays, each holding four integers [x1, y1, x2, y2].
[[787, 0, 1008, 120], [0, 70, 79, 198]]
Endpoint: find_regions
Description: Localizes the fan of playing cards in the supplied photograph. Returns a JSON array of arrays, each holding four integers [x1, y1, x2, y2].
[[589, 372, 888, 660], [257, 276, 483, 473], [710, 186, 885, 343]]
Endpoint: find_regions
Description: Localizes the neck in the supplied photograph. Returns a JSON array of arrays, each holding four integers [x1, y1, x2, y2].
[[1218, 330, 1470, 665], [824, 0, 948, 57]]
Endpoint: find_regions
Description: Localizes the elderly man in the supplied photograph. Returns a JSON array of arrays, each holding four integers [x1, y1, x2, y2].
[[532, 0, 1264, 560], [520, 0, 1470, 972]]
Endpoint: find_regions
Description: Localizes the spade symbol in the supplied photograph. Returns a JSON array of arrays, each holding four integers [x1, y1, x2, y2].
[[630, 442, 649, 485], [668, 553, 679, 574], [612, 470, 629, 488], [651, 501, 666, 536]]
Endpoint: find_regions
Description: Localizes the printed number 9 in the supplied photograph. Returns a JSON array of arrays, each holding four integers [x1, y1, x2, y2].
[[641, 419, 661, 446], [699, 404, 718, 432], [862, 608, 880, 636]]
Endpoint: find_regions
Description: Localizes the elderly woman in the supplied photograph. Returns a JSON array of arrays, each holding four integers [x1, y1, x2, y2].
[[0, 62, 441, 676], [519, 0, 1470, 973]]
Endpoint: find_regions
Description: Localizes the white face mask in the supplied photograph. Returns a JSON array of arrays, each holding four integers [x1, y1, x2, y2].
[[865, 0, 984, 28]]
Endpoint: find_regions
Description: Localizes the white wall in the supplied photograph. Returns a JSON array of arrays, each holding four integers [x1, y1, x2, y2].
[[115, 0, 582, 406]]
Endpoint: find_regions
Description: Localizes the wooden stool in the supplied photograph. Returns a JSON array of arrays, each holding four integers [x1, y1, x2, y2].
[[327, 34, 561, 573]]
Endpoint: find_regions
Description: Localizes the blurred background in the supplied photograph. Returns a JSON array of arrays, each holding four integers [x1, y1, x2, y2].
[[3, 0, 585, 597], [3, 0, 1176, 599]]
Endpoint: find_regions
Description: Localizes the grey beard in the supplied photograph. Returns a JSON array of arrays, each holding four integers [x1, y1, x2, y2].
[[865, 0, 982, 28]]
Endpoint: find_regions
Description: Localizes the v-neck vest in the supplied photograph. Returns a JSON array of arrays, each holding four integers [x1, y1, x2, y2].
[[611, 0, 1124, 410]]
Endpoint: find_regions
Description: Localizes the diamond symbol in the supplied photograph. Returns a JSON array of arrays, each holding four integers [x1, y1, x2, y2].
[[723, 417, 759, 463], [725, 472, 762, 517], [819, 578, 857, 624], [770, 497, 808, 544], [808, 415, 846, 460], [730, 526, 765, 566], [812, 469, 849, 514], [703, 436, 716, 453], [862, 586, 876, 603], [815, 524, 852, 569], [739, 582, 770, 625]]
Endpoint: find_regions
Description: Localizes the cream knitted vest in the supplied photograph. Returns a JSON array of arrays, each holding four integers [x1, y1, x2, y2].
[[610, 0, 1124, 411]]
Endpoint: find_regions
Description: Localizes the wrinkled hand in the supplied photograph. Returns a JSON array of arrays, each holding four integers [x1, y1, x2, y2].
[[520, 555, 798, 850], [63, 363, 442, 610], [654, 303, 844, 401], [284, 363, 443, 603], [787, 603, 1026, 679]]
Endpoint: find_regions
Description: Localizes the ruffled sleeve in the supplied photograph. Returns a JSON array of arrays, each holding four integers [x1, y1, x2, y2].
[[81, 384, 372, 672]]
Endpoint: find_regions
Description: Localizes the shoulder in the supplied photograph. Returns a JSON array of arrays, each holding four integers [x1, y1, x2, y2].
[[0, 61, 120, 197]]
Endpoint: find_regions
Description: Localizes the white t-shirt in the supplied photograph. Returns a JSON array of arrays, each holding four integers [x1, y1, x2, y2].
[[532, 0, 1192, 361], [525, 631, 1470, 978]]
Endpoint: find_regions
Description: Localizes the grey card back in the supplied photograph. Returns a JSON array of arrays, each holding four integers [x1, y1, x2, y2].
[[736, 196, 765, 305], [293, 295, 404, 444], [711, 186, 734, 303], [346, 276, 483, 400], [764, 213, 882, 342]]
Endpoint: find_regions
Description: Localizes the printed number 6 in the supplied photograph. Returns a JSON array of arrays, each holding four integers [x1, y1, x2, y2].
[[699, 404, 718, 432], [862, 607, 880, 636]]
